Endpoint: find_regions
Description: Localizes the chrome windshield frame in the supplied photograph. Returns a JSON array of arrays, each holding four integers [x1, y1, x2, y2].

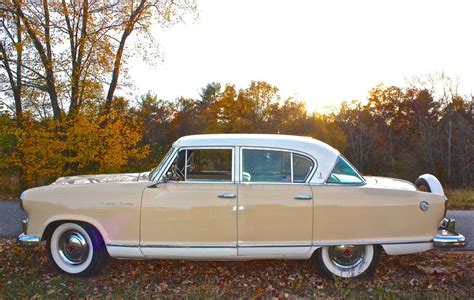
[[149, 146, 176, 182]]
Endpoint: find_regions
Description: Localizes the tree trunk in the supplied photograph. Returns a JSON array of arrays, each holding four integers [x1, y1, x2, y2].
[[42, 0, 61, 119], [64, 0, 89, 115], [104, 0, 147, 113], [0, 41, 22, 116], [14, 0, 61, 119], [447, 110, 452, 182], [15, 5, 22, 117]]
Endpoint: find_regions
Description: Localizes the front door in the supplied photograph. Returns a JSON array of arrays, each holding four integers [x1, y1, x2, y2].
[[237, 148, 314, 256], [140, 147, 237, 258]]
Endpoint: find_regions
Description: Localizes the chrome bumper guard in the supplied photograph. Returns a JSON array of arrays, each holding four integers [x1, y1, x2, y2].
[[433, 218, 466, 248], [17, 233, 41, 247], [17, 219, 41, 247]]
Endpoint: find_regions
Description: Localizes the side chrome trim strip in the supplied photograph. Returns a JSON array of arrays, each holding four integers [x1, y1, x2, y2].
[[108, 240, 434, 249], [314, 240, 432, 246], [107, 243, 139, 248], [239, 244, 311, 248], [141, 245, 237, 249], [108, 244, 236, 249]]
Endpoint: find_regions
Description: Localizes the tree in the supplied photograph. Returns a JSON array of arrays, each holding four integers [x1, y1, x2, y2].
[[103, 0, 197, 114], [199, 82, 221, 104], [0, 3, 23, 117], [132, 92, 175, 167], [1, 0, 197, 118]]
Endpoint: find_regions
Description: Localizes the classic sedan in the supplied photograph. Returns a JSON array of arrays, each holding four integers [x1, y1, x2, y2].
[[18, 134, 466, 278]]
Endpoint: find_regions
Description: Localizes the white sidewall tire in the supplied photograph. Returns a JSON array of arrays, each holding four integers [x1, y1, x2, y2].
[[321, 245, 374, 278], [50, 223, 94, 274]]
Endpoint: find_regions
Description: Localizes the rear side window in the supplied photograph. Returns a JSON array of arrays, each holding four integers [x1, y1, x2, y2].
[[241, 149, 315, 183], [293, 154, 313, 183], [164, 149, 233, 182], [242, 149, 291, 183]]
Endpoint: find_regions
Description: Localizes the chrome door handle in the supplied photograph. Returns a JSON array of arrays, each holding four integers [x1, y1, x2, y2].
[[218, 193, 237, 199], [294, 194, 312, 200]]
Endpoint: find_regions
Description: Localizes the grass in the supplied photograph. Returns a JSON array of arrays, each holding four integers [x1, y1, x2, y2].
[[446, 188, 474, 209], [0, 238, 472, 298]]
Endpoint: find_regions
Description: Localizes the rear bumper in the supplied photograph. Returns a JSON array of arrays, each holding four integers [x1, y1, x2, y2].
[[433, 218, 466, 248], [17, 219, 41, 247]]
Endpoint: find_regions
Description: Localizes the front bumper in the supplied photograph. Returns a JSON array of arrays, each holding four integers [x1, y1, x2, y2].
[[17, 233, 41, 246], [17, 219, 41, 247], [433, 218, 466, 248]]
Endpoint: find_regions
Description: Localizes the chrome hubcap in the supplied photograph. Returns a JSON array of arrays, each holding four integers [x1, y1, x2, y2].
[[58, 230, 89, 265], [328, 245, 365, 270]]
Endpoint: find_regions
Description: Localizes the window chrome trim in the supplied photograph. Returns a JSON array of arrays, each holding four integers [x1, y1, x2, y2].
[[239, 146, 317, 184], [290, 153, 294, 182], [157, 146, 236, 184], [323, 182, 367, 187]]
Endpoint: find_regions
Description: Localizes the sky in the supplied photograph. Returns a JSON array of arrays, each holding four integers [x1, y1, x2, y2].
[[129, 0, 474, 113]]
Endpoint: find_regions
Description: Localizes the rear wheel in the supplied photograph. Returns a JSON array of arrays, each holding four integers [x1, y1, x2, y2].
[[415, 178, 431, 192], [47, 222, 107, 276], [312, 245, 380, 279]]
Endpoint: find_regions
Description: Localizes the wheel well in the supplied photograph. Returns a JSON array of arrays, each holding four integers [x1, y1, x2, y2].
[[310, 244, 383, 259], [42, 220, 103, 243], [42, 220, 65, 241]]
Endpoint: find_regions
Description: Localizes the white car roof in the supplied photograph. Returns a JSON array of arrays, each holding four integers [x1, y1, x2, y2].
[[174, 134, 340, 184]]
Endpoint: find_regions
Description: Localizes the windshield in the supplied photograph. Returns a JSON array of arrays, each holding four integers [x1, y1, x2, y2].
[[326, 156, 365, 184], [149, 147, 175, 181]]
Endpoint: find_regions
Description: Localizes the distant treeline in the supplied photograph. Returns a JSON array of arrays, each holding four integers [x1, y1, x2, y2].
[[133, 81, 473, 187], [1, 80, 472, 193]]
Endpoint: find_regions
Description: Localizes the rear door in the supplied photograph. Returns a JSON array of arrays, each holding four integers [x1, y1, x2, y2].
[[237, 148, 315, 256]]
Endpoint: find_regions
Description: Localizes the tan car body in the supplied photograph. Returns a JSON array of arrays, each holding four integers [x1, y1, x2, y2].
[[20, 134, 448, 260]]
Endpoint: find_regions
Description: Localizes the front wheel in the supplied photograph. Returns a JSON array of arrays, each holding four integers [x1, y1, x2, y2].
[[47, 222, 107, 276], [312, 245, 380, 279]]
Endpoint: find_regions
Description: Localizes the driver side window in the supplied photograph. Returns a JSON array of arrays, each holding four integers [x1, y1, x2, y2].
[[164, 148, 233, 182], [164, 150, 186, 181]]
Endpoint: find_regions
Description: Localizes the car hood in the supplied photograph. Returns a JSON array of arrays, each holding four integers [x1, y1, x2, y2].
[[364, 176, 417, 191], [52, 172, 150, 185]]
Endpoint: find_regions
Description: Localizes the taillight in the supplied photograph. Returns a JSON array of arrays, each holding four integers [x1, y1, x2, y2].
[[444, 196, 448, 217]]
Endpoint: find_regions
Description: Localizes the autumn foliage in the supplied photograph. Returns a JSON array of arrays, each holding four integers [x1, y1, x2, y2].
[[0, 104, 148, 190], [0, 80, 473, 193]]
